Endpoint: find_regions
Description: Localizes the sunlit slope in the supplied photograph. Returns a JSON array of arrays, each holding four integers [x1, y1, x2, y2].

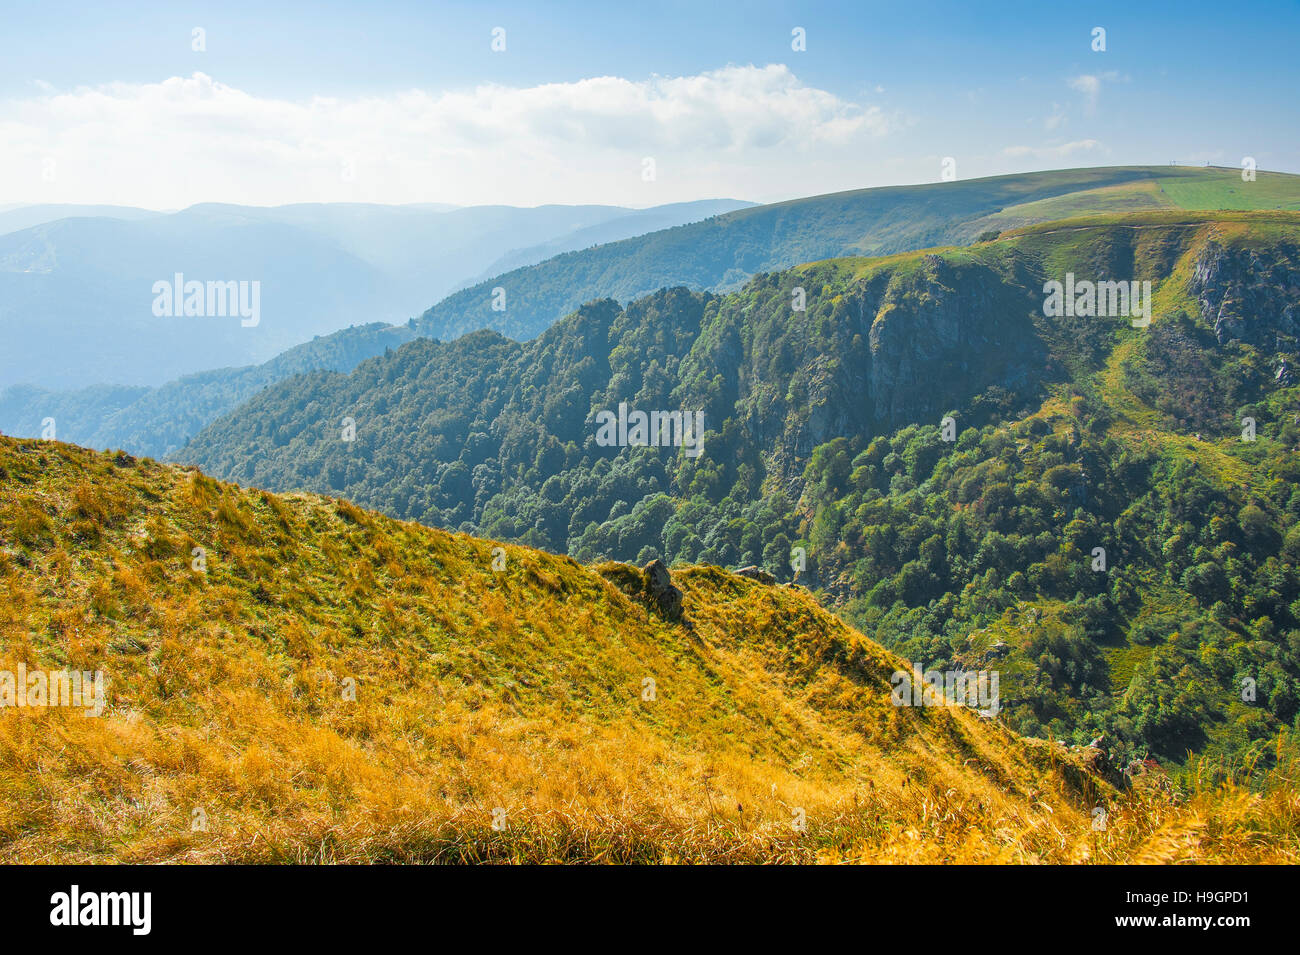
[[966, 167, 1300, 236], [2, 438, 1296, 863], [0, 437, 1089, 862]]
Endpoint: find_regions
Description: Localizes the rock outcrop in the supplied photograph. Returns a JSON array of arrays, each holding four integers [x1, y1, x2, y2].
[[643, 559, 683, 620], [1190, 239, 1300, 352]]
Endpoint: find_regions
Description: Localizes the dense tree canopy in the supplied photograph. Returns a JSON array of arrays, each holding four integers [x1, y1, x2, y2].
[[180, 217, 1300, 778]]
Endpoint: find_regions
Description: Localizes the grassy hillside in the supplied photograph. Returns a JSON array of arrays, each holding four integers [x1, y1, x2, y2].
[[177, 209, 1300, 776], [413, 166, 1300, 343], [1, 436, 1295, 863], [965, 169, 1300, 236]]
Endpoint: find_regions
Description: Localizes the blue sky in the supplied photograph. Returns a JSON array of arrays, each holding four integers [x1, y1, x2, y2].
[[2, 0, 1297, 208]]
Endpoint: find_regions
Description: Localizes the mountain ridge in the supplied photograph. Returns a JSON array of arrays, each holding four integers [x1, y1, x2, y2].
[[8, 166, 1297, 457], [411, 166, 1300, 343], [4, 433, 1295, 863]]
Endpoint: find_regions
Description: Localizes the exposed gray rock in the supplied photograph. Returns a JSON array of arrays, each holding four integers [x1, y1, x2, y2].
[[730, 256, 1045, 484], [735, 565, 776, 584], [1190, 240, 1300, 351], [642, 558, 683, 620]]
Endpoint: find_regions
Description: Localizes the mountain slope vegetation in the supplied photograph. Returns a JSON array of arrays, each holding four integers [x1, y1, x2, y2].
[[1, 436, 1295, 863], [413, 166, 1300, 343], [179, 209, 1300, 775], [9, 167, 1295, 459]]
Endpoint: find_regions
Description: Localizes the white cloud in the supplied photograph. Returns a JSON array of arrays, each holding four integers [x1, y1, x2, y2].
[[1067, 71, 1122, 113], [0, 66, 899, 208], [1002, 140, 1103, 160]]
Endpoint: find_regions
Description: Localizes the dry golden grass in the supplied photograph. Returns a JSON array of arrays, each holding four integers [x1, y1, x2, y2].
[[0, 437, 1295, 863]]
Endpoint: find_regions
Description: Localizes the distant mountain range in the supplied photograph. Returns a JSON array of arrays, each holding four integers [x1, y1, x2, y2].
[[0, 322, 416, 459], [0, 198, 752, 390], [0, 204, 164, 234], [5, 165, 1298, 460]]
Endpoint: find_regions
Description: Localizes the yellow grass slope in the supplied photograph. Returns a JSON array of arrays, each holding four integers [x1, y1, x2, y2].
[[0, 437, 1294, 863]]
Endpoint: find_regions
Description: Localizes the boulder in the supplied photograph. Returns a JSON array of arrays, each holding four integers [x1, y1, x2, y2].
[[735, 565, 775, 584], [642, 559, 683, 620]]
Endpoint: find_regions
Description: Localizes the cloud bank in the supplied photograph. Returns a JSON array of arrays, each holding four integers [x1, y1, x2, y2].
[[1, 65, 897, 208]]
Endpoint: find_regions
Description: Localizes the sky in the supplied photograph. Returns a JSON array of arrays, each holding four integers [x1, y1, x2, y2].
[[1, 0, 1297, 209]]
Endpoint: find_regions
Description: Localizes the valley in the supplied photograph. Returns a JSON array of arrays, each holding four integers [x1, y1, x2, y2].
[[172, 208, 1300, 780]]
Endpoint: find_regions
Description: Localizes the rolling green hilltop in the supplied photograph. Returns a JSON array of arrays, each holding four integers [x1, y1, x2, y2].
[[413, 166, 1300, 342], [179, 209, 1300, 775]]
